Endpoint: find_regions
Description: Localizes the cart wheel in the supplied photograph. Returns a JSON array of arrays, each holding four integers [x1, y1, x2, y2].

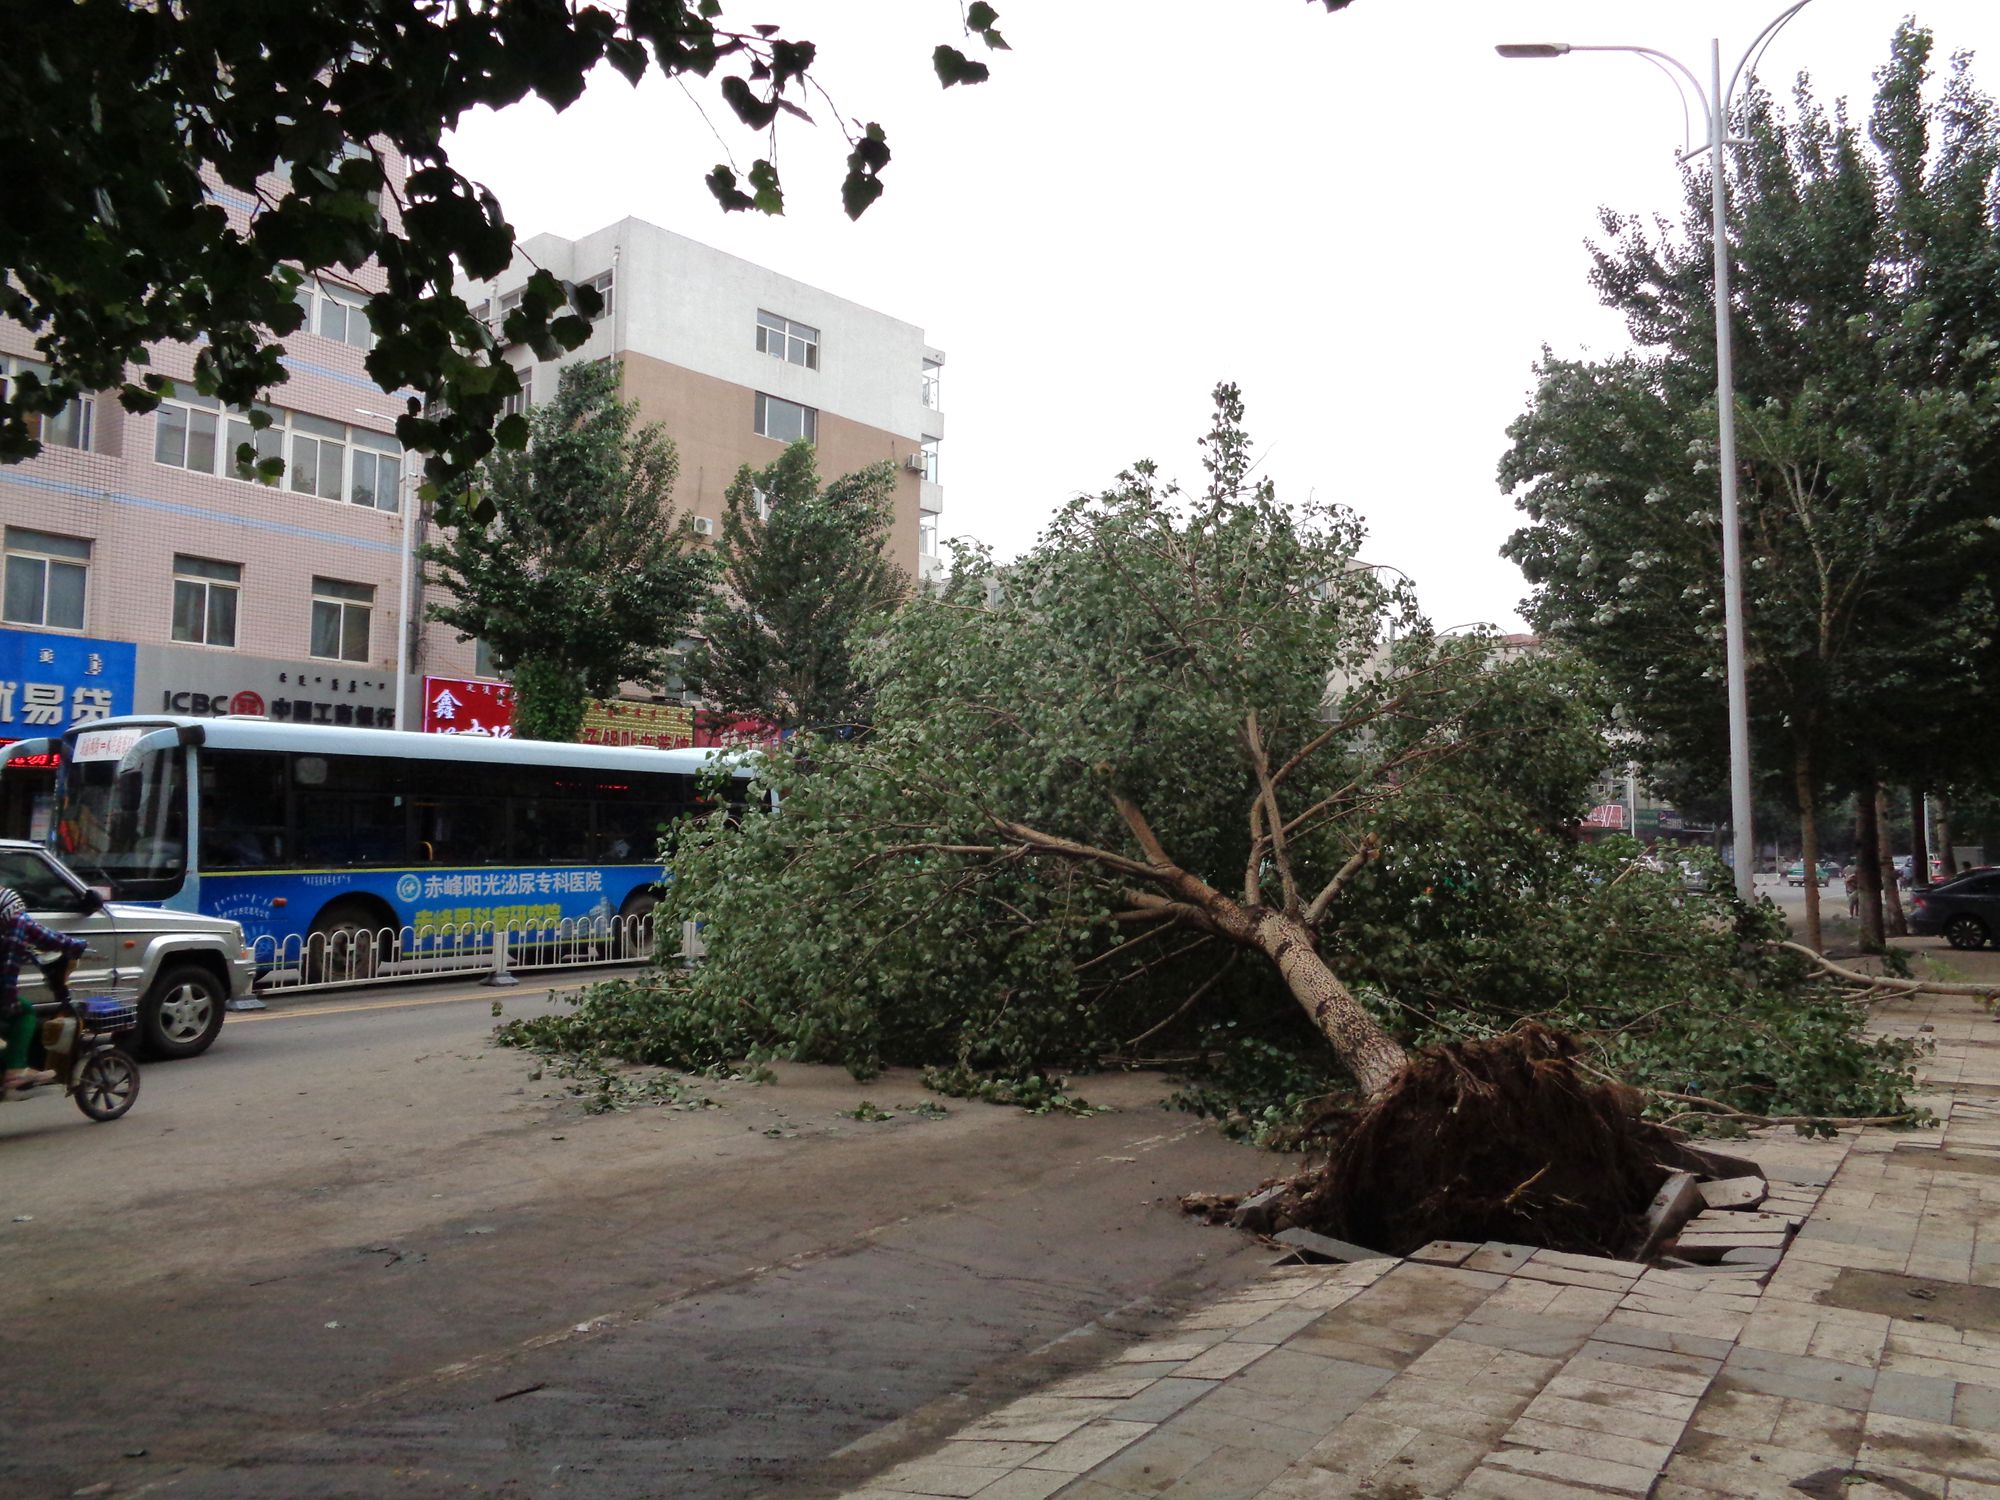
[[74, 1050, 140, 1121]]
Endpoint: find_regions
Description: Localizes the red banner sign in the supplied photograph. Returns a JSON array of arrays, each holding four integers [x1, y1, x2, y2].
[[422, 676, 516, 737]]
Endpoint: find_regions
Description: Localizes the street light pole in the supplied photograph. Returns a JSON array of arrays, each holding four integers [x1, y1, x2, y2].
[[1496, 2, 1817, 902]]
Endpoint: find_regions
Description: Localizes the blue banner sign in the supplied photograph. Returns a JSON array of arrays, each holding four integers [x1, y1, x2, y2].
[[0, 629, 136, 736]]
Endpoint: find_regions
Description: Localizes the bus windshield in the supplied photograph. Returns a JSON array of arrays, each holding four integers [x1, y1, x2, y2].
[[54, 748, 190, 900]]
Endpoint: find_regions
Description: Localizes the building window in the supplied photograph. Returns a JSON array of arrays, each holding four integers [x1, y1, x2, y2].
[[225, 404, 285, 476], [474, 638, 499, 679], [582, 270, 614, 322], [3, 528, 90, 632], [155, 393, 221, 472], [755, 310, 819, 369], [171, 556, 240, 648], [754, 393, 817, 444], [289, 412, 348, 501], [919, 519, 937, 557], [918, 439, 940, 483], [500, 364, 533, 420], [0, 358, 94, 453], [310, 577, 373, 663], [349, 430, 402, 510], [293, 278, 374, 350]]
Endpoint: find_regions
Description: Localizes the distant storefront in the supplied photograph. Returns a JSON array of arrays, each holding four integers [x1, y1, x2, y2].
[[135, 643, 397, 728], [420, 675, 780, 749], [0, 628, 138, 838]]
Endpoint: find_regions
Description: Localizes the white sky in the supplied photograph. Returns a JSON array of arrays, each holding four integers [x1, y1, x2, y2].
[[445, 1, 2000, 630]]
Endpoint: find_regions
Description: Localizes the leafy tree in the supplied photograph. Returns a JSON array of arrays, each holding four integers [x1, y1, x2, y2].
[[686, 443, 906, 735], [0, 0, 1016, 502], [424, 361, 713, 740], [507, 387, 1918, 1155], [1502, 24, 2000, 951]]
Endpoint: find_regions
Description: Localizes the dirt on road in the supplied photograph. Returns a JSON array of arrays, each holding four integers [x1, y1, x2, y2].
[[0, 987, 1271, 1500]]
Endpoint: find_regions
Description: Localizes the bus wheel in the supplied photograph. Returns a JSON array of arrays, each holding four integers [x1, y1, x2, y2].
[[141, 963, 228, 1059], [617, 891, 659, 961], [308, 903, 388, 984]]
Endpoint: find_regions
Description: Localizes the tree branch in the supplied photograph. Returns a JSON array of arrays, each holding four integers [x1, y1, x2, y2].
[[1243, 710, 1299, 915], [1119, 953, 1241, 1053], [1303, 831, 1381, 928]]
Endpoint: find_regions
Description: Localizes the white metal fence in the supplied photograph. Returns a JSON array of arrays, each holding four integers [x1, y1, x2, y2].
[[251, 913, 659, 993]]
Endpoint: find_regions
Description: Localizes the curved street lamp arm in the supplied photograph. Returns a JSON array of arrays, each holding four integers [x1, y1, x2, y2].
[[1565, 44, 1713, 136], [1727, 0, 1818, 113]]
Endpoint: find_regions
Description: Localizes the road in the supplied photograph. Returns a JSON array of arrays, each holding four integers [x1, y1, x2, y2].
[[0, 972, 1273, 1500]]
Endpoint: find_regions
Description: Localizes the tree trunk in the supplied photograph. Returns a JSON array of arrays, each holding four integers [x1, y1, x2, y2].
[[1795, 749, 1823, 953], [1250, 909, 1407, 1100], [1855, 780, 1885, 953], [1910, 786, 1931, 894], [1879, 785, 1907, 938], [1937, 792, 1955, 883]]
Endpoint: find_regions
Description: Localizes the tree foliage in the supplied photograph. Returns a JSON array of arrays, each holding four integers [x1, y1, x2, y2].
[[0, 1, 1016, 503], [424, 361, 713, 739], [504, 387, 1916, 1135], [686, 443, 906, 734], [1502, 23, 2000, 945]]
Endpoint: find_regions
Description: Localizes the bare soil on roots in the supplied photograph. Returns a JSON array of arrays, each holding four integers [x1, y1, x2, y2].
[[1295, 1024, 1683, 1258]]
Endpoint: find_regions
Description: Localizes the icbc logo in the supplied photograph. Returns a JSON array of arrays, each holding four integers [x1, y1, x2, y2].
[[162, 690, 269, 716]]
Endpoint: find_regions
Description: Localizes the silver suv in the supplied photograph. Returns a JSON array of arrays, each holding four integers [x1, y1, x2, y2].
[[0, 840, 253, 1059]]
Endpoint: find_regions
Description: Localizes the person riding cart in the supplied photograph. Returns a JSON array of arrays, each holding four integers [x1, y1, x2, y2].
[[0, 887, 88, 1096]]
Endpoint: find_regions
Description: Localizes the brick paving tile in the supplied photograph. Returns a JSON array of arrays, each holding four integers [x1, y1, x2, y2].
[[1017, 1421, 1155, 1476], [1153, 1441, 1294, 1499], [1621, 1289, 1760, 1321], [1521, 1387, 1690, 1446], [963, 1472, 1070, 1500], [1287, 1320, 1435, 1371], [1070, 1426, 1218, 1492], [1177, 1300, 1294, 1331], [1960, 1384, 2000, 1432], [1689, 1385, 1785, 1439], [1481, 1440, 1662, 1494], [1407, 1239, 1478, 1266], [1172, 1341, 1273, 1382], [1768, 1394, 1867, 1452], [1508, 1260, 1638, 1294], [1163, 1395, 1332, 1458], [1593, 1315, 1738, 1361], [1719, 1344, 1880, 1411], [867, 1459, 1017, 1496], [1106, 1378, 1219, 1425], [923, 1441, 1047, 1468], [1499, 1412, 1675, 1471], [1566, 1339, 1721, 1396], [1860, 1410, 2000, 1480], [1530, 1248, 1651, 1278], [1463, 1243, 1538, 1276], [1809, 1318, 1891, 1368], [1873, 1369, 1961, 1424], [1230, 1305, 1333, 1345], [1456, 1466, 1629, 1499], [1045, 1369, 1178, 1400], [1541, 1371, 1701, 1421]]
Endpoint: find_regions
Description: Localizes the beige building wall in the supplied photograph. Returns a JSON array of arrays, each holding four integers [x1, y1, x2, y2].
[[616, 352, 924, 584]]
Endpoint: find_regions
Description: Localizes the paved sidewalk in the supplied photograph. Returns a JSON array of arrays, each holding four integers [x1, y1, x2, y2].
[[822, 988, 2000, 1499]]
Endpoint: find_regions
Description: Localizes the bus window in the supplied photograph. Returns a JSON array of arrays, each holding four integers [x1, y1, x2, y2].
[[592, 773, 689, 861], [510, 798, 593, 863], [414, 799, 505, 865], [201, 749, 288, 869]]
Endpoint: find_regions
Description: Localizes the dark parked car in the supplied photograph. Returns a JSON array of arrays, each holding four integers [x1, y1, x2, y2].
[[1908, 871, 2000, 950]]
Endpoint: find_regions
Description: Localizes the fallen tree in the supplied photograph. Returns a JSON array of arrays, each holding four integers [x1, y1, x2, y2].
[[505, 387, 1927, 1254]]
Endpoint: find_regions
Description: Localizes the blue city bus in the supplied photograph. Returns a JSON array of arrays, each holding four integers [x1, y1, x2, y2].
[[9, 715, 756, 977]]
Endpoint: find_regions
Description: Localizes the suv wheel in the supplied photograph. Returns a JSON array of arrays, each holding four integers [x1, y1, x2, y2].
[[142, 963, 228, 1059]]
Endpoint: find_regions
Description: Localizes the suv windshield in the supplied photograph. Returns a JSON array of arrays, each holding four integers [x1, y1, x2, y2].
[[54, 750, 189, 900]]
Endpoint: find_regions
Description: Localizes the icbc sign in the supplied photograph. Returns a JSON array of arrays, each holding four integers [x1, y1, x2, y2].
[[162, 690, 267, 717]]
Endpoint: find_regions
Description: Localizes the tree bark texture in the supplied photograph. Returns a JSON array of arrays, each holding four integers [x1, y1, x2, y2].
[[1249, 910, 1408, 1101], [1855, 779, 1885, 953], [1910, 786, 1931, 895], [1878, 785, 1906, 938], [1795, 749, 1823, 953]]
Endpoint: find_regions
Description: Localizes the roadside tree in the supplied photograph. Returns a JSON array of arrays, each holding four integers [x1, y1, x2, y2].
[[1502, 24, 2000, 951], [424, 361, 713, 741], [508, 387, 1923, 1255], [687, 444, 906, 735]]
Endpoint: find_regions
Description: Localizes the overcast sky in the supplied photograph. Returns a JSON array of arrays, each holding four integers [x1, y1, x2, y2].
[[445, 1, 2000, 630]]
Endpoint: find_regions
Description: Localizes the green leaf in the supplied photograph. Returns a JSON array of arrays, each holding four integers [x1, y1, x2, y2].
[[932, 44, 990, 88]]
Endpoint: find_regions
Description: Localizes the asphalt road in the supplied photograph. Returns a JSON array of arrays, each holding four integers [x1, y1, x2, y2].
[[0, 972, 1273, 1500]]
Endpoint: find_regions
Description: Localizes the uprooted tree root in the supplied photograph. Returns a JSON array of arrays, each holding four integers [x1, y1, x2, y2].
[[1291, 1023, 1684, 1259]]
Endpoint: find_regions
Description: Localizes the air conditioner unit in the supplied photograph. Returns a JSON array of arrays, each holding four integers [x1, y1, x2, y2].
[[691, 515, 715, 536], [905, 452, 928, 472]]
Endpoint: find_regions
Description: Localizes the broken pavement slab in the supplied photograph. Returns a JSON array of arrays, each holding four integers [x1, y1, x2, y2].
[[1268, 1227, 1388, 1266], [1697, 1174, 1769, 1210]]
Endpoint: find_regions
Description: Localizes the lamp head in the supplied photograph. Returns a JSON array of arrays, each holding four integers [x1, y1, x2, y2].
[[1495, 43, 1572, 59]]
